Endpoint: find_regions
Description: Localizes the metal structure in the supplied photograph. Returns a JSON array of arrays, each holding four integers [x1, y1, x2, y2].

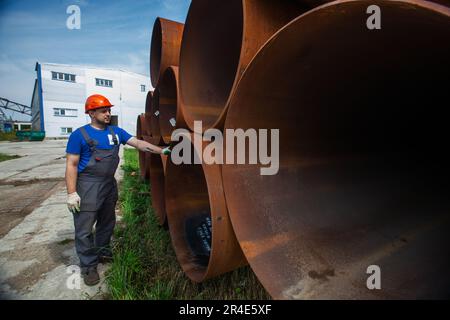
[[0, 97, 31, 116], [0, 97, 32, 124]]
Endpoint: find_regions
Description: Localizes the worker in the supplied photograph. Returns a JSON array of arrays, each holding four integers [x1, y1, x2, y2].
[[65, 94, 170, 286]]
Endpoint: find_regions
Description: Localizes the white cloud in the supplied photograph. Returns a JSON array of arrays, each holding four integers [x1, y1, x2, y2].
[[0, 55, 36, 108]]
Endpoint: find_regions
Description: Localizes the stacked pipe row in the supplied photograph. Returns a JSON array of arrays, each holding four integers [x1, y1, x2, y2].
[[137, 0, 450, 299]]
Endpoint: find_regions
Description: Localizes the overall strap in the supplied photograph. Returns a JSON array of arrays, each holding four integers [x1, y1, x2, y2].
[[80, 126, 98, 152], [108, 126, 119, 145]]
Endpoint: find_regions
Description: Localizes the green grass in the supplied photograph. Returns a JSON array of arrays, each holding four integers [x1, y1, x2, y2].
[[0, 131, 18, 141], [106, 148, 270, 300], [0, 153, 21, 162]]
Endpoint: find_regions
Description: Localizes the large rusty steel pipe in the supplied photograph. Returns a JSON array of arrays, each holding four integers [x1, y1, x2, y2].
[[158, 66, 186, 144], [136, 114, 150, 180], [149, 89, 165, 146], [150, 17, 184, 88], [145, 90, 153, 115], [136, 114, 145, 140], [222, 0, 450, 299], [165, 135, 247, 282], [150, 153, 169, 226], [179, 0, 320, 132], [141, 91, 160, 145]]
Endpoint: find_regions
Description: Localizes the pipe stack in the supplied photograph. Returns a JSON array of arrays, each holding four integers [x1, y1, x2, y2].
[[148, 18, 185, 226], [137, 0, 450, 299], [136, 113, 150, 180]]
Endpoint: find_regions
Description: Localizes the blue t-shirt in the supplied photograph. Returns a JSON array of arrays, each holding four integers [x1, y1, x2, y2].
[[66, 125, 133, 173]]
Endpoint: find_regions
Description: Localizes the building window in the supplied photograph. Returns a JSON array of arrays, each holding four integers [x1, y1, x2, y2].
[[140, 85, 146, 92], [61, 127, 73, 135], [14, 124, 31, 131], [54, 108, 78, 117], [96, 78, 113, 88], [51, 71, 76, 83]]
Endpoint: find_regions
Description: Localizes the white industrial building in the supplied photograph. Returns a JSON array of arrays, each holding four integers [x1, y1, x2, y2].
[[31, 62, 151, 138]]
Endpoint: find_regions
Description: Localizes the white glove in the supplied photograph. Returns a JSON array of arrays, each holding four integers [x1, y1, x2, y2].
[[67, 192, 81, 214]]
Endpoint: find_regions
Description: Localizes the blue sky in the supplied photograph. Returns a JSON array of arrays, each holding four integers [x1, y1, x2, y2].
[[0, 0, 190, 120]]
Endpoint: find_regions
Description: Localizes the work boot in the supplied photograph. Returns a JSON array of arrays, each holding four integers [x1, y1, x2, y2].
[[83, 268, 100, 286]]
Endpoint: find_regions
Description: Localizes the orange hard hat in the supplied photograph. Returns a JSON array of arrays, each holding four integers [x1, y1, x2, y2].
[[85, 94, 114, 113]]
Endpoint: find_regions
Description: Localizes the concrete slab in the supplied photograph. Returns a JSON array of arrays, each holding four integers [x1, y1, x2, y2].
[[0, 140, 67, 181], [0, 139, 127, 300], [0, 181, 61, 238]]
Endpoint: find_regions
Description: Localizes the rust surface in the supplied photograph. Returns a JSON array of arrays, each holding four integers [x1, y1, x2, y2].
[[222, 0, 450, 299], [158, 66, 187, 144], [150, 17, 184, 87], [179, 0, 313, 131]]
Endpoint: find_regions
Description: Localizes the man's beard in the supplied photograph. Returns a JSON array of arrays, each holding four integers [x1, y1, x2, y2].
[[96, 118, 110, 124]]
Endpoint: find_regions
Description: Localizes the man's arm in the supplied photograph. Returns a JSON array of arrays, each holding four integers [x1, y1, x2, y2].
[[126, 137, 164, 154], [65, 153, 80, 194]]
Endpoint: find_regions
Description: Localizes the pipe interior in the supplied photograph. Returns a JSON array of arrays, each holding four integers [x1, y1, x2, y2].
[[180, 0, 243, 128], [223, 1, 450, 299], [150, 18, 162, 87], [145, 91, 153, 114], [136, 115, 142, 139]]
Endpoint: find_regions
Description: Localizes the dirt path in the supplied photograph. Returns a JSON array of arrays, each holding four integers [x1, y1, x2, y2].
[[0, 140, 123, 300]]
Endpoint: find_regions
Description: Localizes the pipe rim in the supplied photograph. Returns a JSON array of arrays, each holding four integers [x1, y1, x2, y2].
[[158, 66, 179, 144], [179, 0, 244, 131]]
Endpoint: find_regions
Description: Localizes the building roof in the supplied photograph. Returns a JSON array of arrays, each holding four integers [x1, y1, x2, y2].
[[36, 62, 150, 78]]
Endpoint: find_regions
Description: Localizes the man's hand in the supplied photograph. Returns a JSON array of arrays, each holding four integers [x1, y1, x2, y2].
[[67, 192, 81, 214]]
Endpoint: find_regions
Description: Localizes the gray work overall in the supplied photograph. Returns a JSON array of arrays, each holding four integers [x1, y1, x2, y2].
[[73, 126, 119, 272]]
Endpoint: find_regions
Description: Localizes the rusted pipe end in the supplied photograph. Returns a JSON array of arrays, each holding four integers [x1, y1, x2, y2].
[[179, 0, 308, 132], [223, 0, 450, 299], [165, 134, 247, 282], [149, 89, 165, 146], [136, 114, 144, 139], [150, 153, 168, 226], [145, 91, 153, 114], [158, 66, 186, 144], [143, 111, 152, 138], [150, 17, 184, 87], [137, 114, 150, 180]]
